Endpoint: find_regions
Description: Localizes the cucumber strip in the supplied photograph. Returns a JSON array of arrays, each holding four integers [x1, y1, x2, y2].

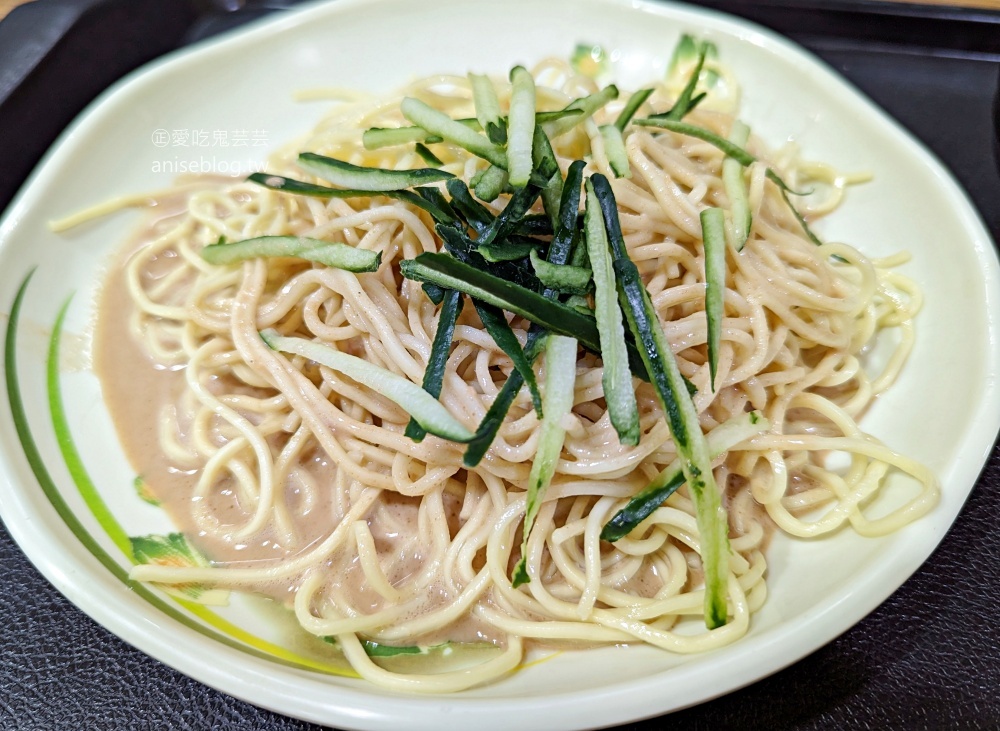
[[248, 173, 369, 198], [322, 636, 488, 658], [401, 97, 507, 168], [664, 41, 708, 121], [247, 173, 455, 224], [402, 252, 648, 379], [474, 165, 509, 202], [565, 294, 593, 316], [723, 121, 752, 250], [200, 236, 380, 273], [548, 161, 586, 270], [365, 119, 480, 150], [261, 331, 474, 443], [616, 254, 730, 628], [434, 224, 539, 291], [363, 113, 573, 151], [362, 641, 424, 657], [511, 333, 578, 587], [591, 174, 730, 629], [631, 118, 806, 193], [297, 152, 453, 191], [462, 329, 546, 468], [363, 126, 444, 149], [667, 34, 699, 78], [701, 207, 726, 392], [634, 117, 825, 246], [364, 113, 580, 150], [507, 66, 537, 188], [780, 187, 824, 246], [601, 410, 769, 541], [615, 88, 654, 132], [412, 186, 460, 225], [569, 228, 589, 268], [469, 72, 507, 145], [473, 301, 543, 416], [434, 221, 481, 258], [531, 124, 561, 189], [362, 639, 495, 657], [571, 42, 609, 79], [584, 180, 640, 445], [446, 179, 494, 233], [422, 282, 446, 305], [543, 85, 619, 139], [634, 118, 753, 164], [535, 109, 583, 125], [532, 125, 563, 227], [599, 124, 631, 178], [529, 249, 591, 295], [477, 183, 541, 248], [478, 236, 543, 263], [515, 213, 553, 237], [460, 161, 586, 469], [764, 168, 812, 194], [405, 289, 464, 442], [414, 142, 443, 167], [400, 253, 603, 354], [646, 92, 706, 122]]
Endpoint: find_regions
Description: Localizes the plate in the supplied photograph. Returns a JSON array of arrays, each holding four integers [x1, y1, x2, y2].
[[1, 0, 998, 728]]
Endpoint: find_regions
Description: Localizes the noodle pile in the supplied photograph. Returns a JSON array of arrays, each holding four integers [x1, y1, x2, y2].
[[106, 56, 938, 692]]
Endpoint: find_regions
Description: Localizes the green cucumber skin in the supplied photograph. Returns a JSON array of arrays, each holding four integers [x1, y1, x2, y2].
[[200, 236, 380, 273], [591, 173, 730, 630], [584, 180, 640, 446], [701, 207, 727, 391], [405, 289, 464, 442], [298, 152, 453, 191], [261, 331, 474, 443]]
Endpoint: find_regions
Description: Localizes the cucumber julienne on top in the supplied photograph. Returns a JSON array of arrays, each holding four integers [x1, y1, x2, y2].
[[85, 27, 939, 694], [200, 43, 746, 628]]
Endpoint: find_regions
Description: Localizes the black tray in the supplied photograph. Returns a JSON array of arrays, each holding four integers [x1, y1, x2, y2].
[[1, 2, 998, 729]]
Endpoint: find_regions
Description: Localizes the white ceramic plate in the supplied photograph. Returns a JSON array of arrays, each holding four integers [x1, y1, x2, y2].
[[1, 0, 998, 728]]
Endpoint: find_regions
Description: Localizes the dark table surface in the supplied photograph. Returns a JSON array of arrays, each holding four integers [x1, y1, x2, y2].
[[1, 1, 999, 729]]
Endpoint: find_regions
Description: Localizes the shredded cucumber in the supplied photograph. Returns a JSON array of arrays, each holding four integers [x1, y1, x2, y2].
[[584, 179, 639, 445], [200, 236, 380, 273], [723, 121, 752, 250], [602, 411, 769, 541], [700, 208, 727, 392], [401, 97, 507, 168], [469, 72, 507, 145], [507, 66, 537, 188], [599, 124, 630, 178], [261, 331, 474, 443], [297, 152, 452, 191], [512, 334, 578, 586]]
